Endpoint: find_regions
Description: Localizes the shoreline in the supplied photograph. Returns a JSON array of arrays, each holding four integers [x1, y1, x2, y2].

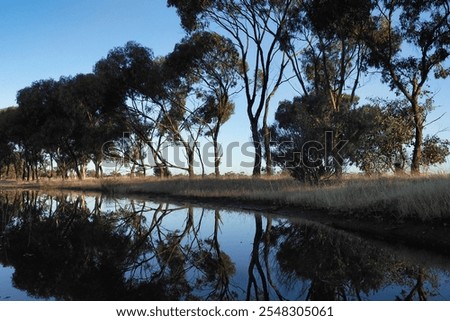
[[1, 175, 450, 255]]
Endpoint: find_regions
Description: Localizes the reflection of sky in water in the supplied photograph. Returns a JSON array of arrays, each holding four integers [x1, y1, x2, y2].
[[0, 266, 29, 300], [2, 194, 450, 300], [0, 266, 54, 301], [369, 270, 450, 301]]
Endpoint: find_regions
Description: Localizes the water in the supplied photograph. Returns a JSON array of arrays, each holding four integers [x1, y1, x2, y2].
[[0, 190, 450, 301]]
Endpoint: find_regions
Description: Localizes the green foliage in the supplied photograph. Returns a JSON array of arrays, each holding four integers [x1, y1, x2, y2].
[[303, 0, 373, 38], [361, 0, 450, 173], [2, 74, 125, 180], [421, 135, 450, 168], [0, 107, 20, 178], [270, 94, 355, 183], [167, 0, 213, 31], [346, 99, 414, 174], [172, 32, 240, 139], [168, 0, 307, 176]]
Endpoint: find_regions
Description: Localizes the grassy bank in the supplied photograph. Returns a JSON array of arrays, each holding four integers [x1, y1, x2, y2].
[[3, 174, 450, 223]]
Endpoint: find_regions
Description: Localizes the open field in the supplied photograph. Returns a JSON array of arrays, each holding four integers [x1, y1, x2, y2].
[[2, 174, 450, 223]]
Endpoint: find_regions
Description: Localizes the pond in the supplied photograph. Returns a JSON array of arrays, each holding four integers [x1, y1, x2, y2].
[[0, 190, 450, 301]]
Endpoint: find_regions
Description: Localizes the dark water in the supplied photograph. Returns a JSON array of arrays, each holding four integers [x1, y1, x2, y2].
[[0, 190, 449, 301]]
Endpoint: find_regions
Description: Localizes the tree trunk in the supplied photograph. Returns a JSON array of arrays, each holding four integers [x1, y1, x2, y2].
[[94, 161, 103, 178], [130, 163, 135, 178], [25, 163, 31, 181], [13, 158, 19, 180], [49, 154, 54, 179], [334, 161, 343, 179], [411, 124, 423, 175], [34, 161, 39, 181], [187, 148, 194, 178], [333, 133, 344, 179], [262, 123, 273, 176], [214, 139, 221, 177], [73, 163, 82, 180], [411, 101, 423, 175], [213, 126, 221, 177], [250, 120, 262, 177], [80, 163, 86, 180]]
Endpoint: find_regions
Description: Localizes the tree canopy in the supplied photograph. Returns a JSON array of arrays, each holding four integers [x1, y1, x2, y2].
[[0, 0, 449, 180]]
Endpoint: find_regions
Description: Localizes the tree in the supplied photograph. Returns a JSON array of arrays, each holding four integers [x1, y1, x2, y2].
[[287, 0, 372, 101], [0, 107, 21, 178], [346, 99, 415, 175], [270, 94, 354, 184], [16, 79, 61, 180], [94, 42, 174, 176], [96, 39, 241, 178], [421, 135, 450, 171], [14, 74, 124, 180], [169, 32, 241, 176], [58, 74, 126, 179], [168, 0, 298, 176], [96, 42, 204, 177], [363, 0, 450, 174], [282, 0, 372, 177]]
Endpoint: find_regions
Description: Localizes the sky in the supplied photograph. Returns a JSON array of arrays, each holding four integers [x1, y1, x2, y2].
[[1, 0, 449, 174]]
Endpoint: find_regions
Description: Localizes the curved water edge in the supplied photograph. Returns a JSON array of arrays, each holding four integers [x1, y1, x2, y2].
[[0, 190, 450, 301]]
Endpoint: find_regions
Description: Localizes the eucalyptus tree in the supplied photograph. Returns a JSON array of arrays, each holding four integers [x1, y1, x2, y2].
[[277, 0, 373, 177], [167, 31, 241, 176], [337, 98, 449, 175], [96, 42, 209, 177], [94, 42, 174, 176], [269, 95, 355, 183], [16, 78, 88, 180], [345, 99, 415, 175], [58, 73, 125, 179], [158, 49, 206, 178], [421, 135, 450, 171], [363, 0, 450, 174], [14, 74, 123, 180], [96, 38, 241, 177], [0, 107, 20, 178], [16, 79, 61, 180], [286, 0, 372, 104], [168, 0, 300, 176]]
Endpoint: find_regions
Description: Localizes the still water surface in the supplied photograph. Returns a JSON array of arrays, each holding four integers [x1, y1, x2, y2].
[[0, 191, 449, 301]]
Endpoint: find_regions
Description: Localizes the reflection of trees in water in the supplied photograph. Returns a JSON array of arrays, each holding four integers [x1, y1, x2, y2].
[[0, 192, 138, 300], [394, 266, 438, 301], [246, 214, 286, 300], [273, 222, 388, 300], [271, 222, 439, 300], [0, 191, 445, 301], [239, 214, 442, 301], [190, 209, 237, 300], [0, 192, 237, 300]]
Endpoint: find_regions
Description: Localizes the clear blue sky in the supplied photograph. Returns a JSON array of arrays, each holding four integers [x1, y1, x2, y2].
[[1, 0, 449, 173]]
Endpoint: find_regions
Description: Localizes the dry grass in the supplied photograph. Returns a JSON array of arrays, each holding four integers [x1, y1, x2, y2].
[[2, 174, 450, 222]]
